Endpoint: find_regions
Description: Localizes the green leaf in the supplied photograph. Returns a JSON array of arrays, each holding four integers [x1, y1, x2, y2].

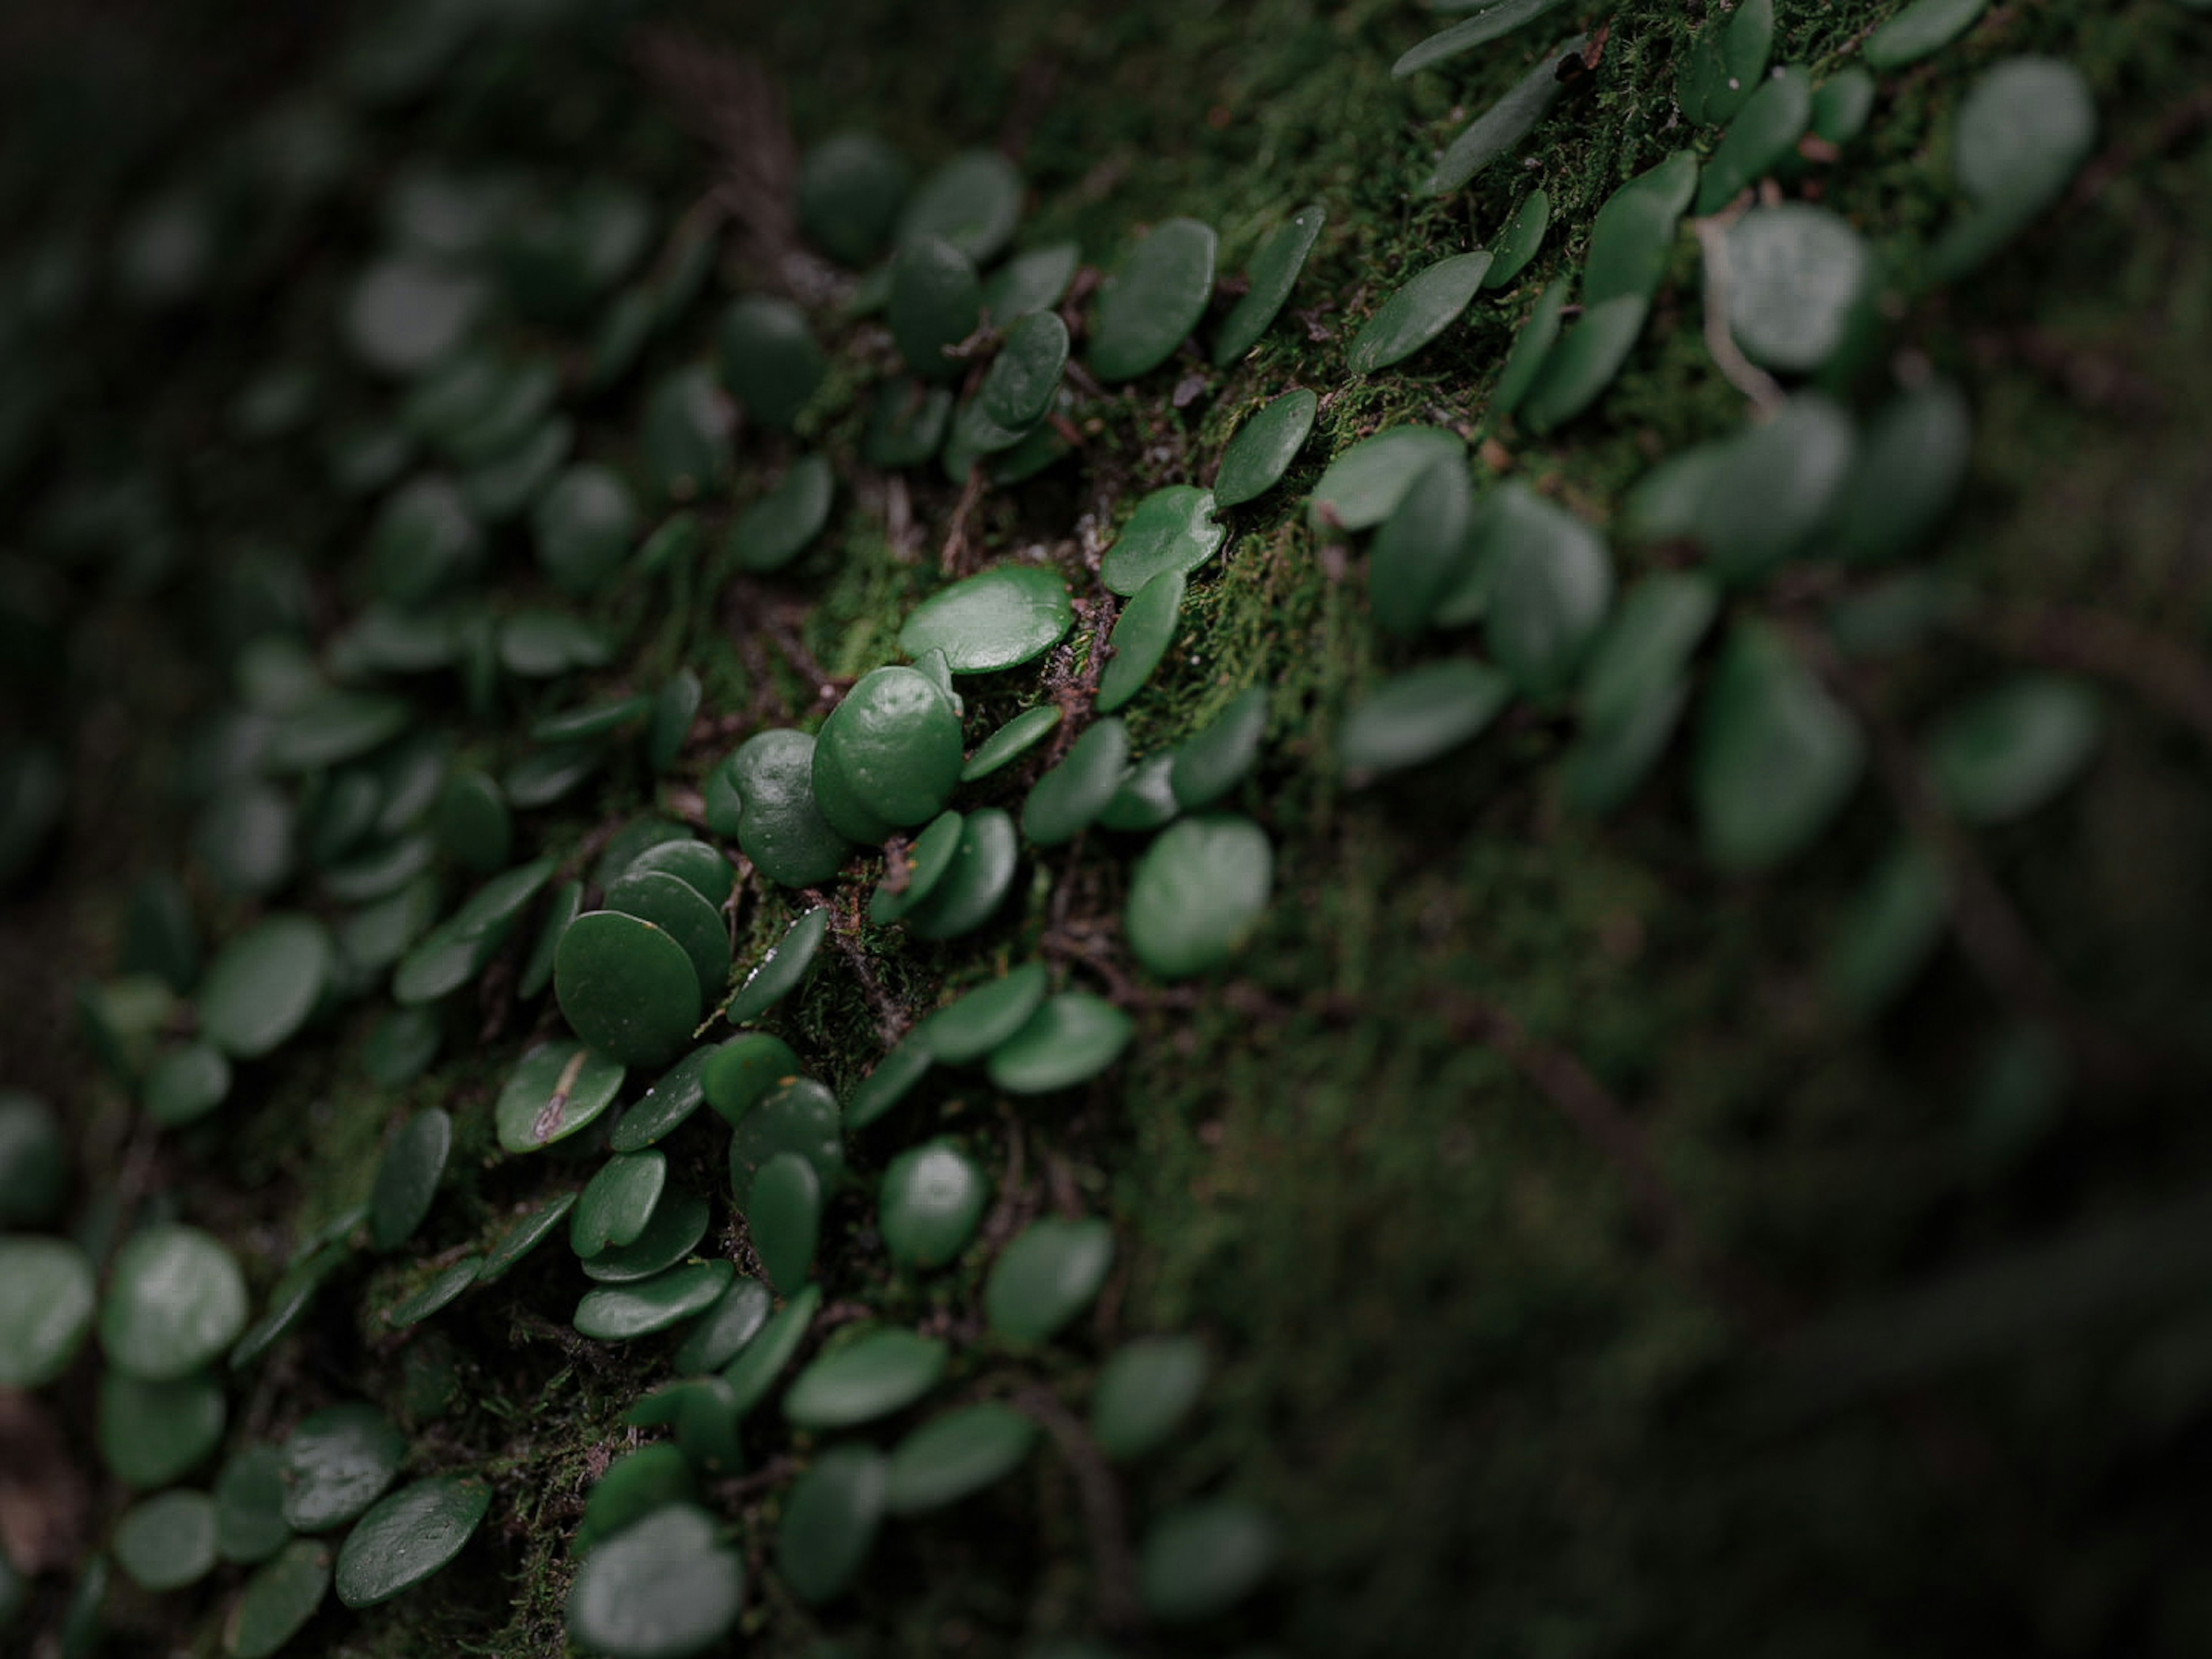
[[226, 1540, 331, 1659], [785, 1327, 947, 1429], [1214, 388, 1317, 509], [1097, 570, 1186, 714], [725, 907, 831, 1026], [1582, 152, 1698, 306], [1481, 481, 1613, 699], [899, 150, 1022, 263], [1090, 1335, 1209, 1460], [1694, 624, 1865, 872], [566, 1505, 744, 1659], [777, 1447, 888, 1607], [674, 1277, 772, 1374], [880, 1140, 990, 1268], [1678, 0, 1773, 126], [0, 1237, 93, 1386], [555, 911, 701, 1068], [1309, 427, 1463, 532], [1824, 840, 1950, 1019], [986, 1217, 1115, 1343], [1577, 572, 1721, 730], [1693, 393, 1857, 582], [369, 1108, 452, 1252], [1865, 0, 1988, 69], [1347, 251, 1492, 374], [1812, 70, 1877, 144], [1930, 59, 2097, 281], [494, 1041, 626, 1155], [381, 1257, 478, 1329], [904, 808, 1020, 940], [748, 1150, 822, 1294], [1089, 217, 1218, 382], [143, 1041, 232, 1128], [1139, 1499, 1278, 1622], [1339, 661, 1513, 779], [869, 809, 965, 926], [798, 132, 908, 267], [900, 565, 1073, 673], [983, 241, 1080, 321], [581, 1190, 711, 1284], [1393, 0, 1573, 75], [1169, 688, 1269, 810], [1125, 814, 1272, 978], [574, 1445, 697, 1554], [889, 235, 981, 382], [1694, 67, 1813, 215], [607, 871, 731, 1005], [571, 1150, 669, 1256], [980, 310, 1070, 430], [334, 1476, 491, 1609], [1022, 718, 1130, 846], [699, 1039, 805, 1132], [1423, 39, 1581, 194], [1722, 203, 1872, 373], [199, 916, 333, 1059], [962, 705, 1063, 782], [728, 1077, 844, 1208], [1370, 456, 1478, 637], [1213, 205, 1325, 365], [717, 295, 825, 430], [885, 1404, 1037, 1513], [1490, 275, 1570, 419], [281, 1404, 405, 1533], [814, 666, 965, 839], [532, 463, 638, 595], [1822, 379, 1972, 564], [642, 364, 733, 502], [1101, 485, 1226, 596], [722, 731, 852, 890], [986, 994, 1134, 1093], [100, 1369, 225, 1487], [100, 1224, 247, 1381], [574, 1260, 734, 1341], [730, 453, 834, 574], [1483, 190, 1551, 290], [1926, 676, 2100, 825], [723, 1283, 823, 1415], [845, 1035, 935, 1131], [919, 964, 1050, 1065], [213, 1445, 293, 1566]]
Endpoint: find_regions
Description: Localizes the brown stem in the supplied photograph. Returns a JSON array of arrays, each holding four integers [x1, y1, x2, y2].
[[1012, 1382, 1140, 1634]]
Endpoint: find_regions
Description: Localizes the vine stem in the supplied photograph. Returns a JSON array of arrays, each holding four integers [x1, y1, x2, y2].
[[1693, 208, 1787, 416], [1012, 1382, 1140, 1634]]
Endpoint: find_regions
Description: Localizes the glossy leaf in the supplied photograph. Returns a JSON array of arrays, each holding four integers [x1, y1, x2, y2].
[[1348, 251, 1491, 374]]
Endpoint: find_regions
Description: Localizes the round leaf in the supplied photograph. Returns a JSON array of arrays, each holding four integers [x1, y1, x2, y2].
[[776, 1447, 888, 1606], [199, 916, 332, 1059], [565, 1504, 744, 1659], [101, 1224, 248, 1381], [281, 1404, 405, 1533], [886, 1404, 1037, 1514], [0, 1235, 94, 1386], [1100, 485, 1226, 596], [1090, 217, 1217, 382], [1125, 814, 1272, 978], [902, 565, 1074, 673], [986, 1217, 1115, 1342], [880, 1140, 989, 1269], [1214, 389, 1317, 510], [555, 911, 702, 1068], [495, 1041, 627, 1154], [335, 1475, 490, 1609]]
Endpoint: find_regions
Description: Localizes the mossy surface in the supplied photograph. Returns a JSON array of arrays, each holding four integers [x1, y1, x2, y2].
[[4, 0, 2212, 1655]]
